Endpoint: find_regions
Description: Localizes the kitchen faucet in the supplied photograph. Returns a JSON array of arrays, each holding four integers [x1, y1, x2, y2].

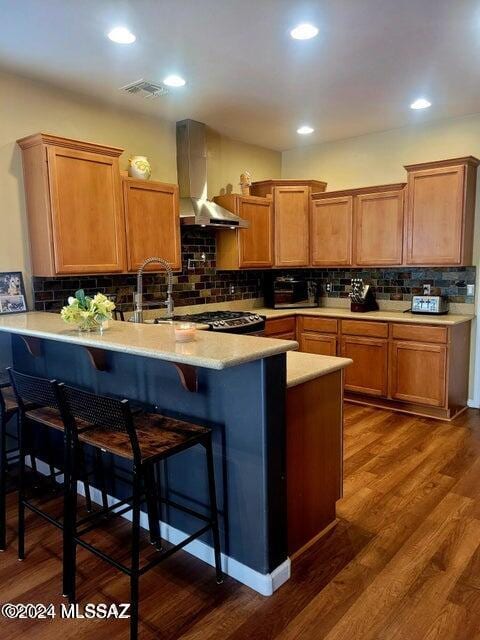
[[133, 257, 174, 323]]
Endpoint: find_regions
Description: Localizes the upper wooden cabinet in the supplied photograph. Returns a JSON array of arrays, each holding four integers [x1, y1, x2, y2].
[[311, 183, 405, 267], [123, 178, 181, 272], [353, 187, 405, 266], [310, 195, 353, 266], [404, 157, 479, 266], [214, 194, 273, 269], [18, 133, 126, 276], [251, 180, 327, 267]]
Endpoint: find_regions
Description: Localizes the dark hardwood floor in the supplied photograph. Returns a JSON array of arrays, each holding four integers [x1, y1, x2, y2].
[[1, 404, 480, 639]]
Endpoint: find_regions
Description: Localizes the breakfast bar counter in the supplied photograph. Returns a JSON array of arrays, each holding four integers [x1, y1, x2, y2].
[[0, 312, 298, 370], [0, 311, 351, 595]]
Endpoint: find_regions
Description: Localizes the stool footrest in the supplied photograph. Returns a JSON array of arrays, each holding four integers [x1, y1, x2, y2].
[[139, 523, 212, 575]]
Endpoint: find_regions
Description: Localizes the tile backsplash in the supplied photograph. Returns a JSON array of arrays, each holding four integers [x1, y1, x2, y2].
[[32, 228, 476, 312], [32, 228, 264, 312]]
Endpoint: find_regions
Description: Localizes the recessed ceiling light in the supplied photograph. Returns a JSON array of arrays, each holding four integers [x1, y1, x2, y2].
[[290, 23, 319, 40], [410, 98, 431, 110], [297, 125, 314, 135], [163, 75, 186, 87], [107, 26, 136, 44]]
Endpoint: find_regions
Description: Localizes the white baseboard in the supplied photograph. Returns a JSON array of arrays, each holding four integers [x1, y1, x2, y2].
[[30, 459, 291, 597], [467, 398, 479, 409]]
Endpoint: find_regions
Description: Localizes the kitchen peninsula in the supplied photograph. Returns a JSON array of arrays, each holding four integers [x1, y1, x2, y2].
[[0, 312, 350, 595]]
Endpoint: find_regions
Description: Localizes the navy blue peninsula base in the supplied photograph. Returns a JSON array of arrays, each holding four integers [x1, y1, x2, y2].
[[0, 313, 298, 594]]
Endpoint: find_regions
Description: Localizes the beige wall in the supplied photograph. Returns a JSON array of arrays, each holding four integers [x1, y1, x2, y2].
[[206, 127, 281, 198], [0, 69, 280, 285]]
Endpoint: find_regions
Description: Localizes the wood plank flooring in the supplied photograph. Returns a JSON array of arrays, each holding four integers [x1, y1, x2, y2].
[[1, 404, 480, 639]]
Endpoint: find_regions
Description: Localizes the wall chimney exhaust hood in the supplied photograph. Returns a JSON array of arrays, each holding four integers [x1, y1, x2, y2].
[[176, 119, 249, 229]]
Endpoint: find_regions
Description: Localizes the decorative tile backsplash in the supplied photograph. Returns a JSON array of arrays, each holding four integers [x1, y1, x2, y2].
[[273, 266, 476, 304], [32, 228, 264, 312], [32, 228, 476, 312]]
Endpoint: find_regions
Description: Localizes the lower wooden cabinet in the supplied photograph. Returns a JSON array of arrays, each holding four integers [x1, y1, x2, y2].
[[341, 335, 388, 397], [264, 316, 296, 337], [264, 313, 471, 420], [389, 341, 447, 407], [299, 332, 337, 356]]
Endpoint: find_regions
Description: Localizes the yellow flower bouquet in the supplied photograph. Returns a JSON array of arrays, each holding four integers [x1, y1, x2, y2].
[[61, 289, 116, 332]]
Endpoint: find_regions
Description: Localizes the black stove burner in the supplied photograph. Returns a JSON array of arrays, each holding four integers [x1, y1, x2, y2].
[[155, 310, 265, 334], [172, 311, 248, 323]]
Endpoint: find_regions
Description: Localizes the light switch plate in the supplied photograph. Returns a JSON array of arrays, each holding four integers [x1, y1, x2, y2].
[[467, 284, 475, 297]]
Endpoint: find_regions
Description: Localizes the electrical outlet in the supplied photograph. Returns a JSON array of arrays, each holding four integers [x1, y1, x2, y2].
[[423, 284, 431, 295], [230, 285, 235, 294], [467, 284, 475, 297], [326, 283, 332, 293]]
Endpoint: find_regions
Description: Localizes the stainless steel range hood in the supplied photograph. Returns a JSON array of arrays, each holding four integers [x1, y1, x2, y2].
[[176, 119, 249, 229]]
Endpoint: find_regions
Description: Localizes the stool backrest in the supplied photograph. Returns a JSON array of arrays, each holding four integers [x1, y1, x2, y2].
[[7, 368, 60, 413], [59, 385, 142, 462]]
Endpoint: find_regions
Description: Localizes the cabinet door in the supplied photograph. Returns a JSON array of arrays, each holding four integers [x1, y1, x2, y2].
[[311, 196, 353, 266], [341, 336, 388, 396], [123, 179, 181, 272], [389, 341, 447, 407], [354, 190, 404, 265], [47, 146, 125, 273], [405, 165, 465, 265], [274, 186, 310, 267], [300, 332, 337, 356], [238, 197, 273, 267]]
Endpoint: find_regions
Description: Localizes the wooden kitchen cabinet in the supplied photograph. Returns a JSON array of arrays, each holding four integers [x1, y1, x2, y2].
[[264, 316, 296, 340], [18, 133, 126, 275], [268, 312, 470, 420], [251, 180, 327, 267], [299, 332, 337, 356], [310, 196, 353, 266], [214, 194, 273, 268], [404, 157, 479, 265], [341, 335, 388, 397], [389, 340, 447, 407], [123, 178, 181, 272], [353, 187, 405, 265]]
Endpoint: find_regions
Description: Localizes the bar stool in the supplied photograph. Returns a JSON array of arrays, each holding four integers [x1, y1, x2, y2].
[[0, 370, 19, 550], [59, 384, 223, 640], [7, 369, 103, 596]]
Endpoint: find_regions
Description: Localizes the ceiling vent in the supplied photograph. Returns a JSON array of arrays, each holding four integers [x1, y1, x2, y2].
[[119, 79, 169, 99]]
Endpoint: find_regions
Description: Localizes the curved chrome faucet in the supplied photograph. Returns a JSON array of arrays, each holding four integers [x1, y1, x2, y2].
[[133, 256, 174, 323]]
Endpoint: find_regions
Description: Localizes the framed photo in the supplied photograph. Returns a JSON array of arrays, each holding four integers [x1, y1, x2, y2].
[[0, 272, 27, 315]]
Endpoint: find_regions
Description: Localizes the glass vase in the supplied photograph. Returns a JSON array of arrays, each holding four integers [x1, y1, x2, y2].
[[77, 316, 102, 333]]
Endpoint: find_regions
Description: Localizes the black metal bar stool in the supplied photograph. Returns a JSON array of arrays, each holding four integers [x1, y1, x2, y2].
[[59, 385, 223, 640], [0, 369, 20, 550], [7, 369, 106, 596]]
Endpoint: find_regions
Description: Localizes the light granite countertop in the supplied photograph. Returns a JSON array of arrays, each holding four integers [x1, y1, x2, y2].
[[286, 351, 352, 388], [255, 306, 474, 326], [0, 312, 297, 371]]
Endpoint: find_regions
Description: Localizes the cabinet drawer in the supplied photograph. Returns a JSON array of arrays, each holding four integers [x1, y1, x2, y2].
[[272, 332, 297, 341], [300, 316, 338, 334], [265, 316, 296, 336], [341, 320, 388, 338], [391, 323, 448, 344]]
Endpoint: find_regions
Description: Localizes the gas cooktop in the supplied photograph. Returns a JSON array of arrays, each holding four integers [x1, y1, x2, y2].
[[154, 310, 265, 334]]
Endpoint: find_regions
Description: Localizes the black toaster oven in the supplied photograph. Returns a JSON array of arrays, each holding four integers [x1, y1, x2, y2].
[[264, 276, 318, 309]]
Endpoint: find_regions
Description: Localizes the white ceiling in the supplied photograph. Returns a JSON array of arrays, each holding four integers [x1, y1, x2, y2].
[[1, 0, 480, 151]]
